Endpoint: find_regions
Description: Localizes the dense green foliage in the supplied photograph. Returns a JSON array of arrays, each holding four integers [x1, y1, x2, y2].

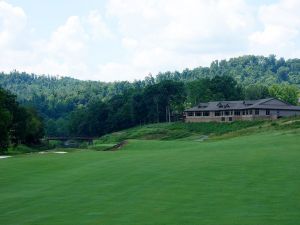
[[187, 76, 244, 105], [0, 87, 44, 154], [155, 55, 300, 85], [244, 83, 299, 104], [68, 80, 186, 136], [268, 84, 300, 105], [67, 78, 251, 137], [0, 74, 254, 137], [0, 55, 299, 137], [1, 127, 300, 225]]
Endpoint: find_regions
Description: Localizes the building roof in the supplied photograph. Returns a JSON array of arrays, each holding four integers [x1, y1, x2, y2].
[[185, 98, 300, 112]]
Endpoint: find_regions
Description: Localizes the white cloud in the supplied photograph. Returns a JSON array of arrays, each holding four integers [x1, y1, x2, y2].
[[103, 0, 255, 80], [0, 1, 113, 79], [46, 16, 89, 61], [86, 10, 113, 40], [1, 0, 300, 81], [0, 1, 34, 73], [11, 14, 91, 77], [249, 0, 300, 57], [97, 62, 137, 81], [107, 0, 254, 45], [35, 11, 115, 78], [121, 37, 138, 49], [0, 1, 27, 48]]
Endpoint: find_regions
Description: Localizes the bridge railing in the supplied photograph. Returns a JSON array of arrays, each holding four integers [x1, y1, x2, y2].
[[45, 137, 96, 141]]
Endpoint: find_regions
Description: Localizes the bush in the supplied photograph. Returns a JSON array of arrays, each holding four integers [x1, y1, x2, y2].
[[271, 122, 278, 126], [8, 145, 36, 154]]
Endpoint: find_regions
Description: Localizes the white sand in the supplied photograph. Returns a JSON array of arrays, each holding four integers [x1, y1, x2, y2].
[[38, 151, 68, 154], [0, 156, 11, 159]]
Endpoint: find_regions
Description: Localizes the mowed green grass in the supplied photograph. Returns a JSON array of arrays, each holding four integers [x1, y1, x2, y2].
[[1, 130, 300, 225]]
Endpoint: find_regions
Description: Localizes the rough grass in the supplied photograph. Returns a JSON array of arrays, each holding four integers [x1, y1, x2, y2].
[[94, 117, 300, 145], [0, 130, 300, 225], [96, 120, 266, 144], [88, 143, 116, 151], [7, 145, 37, 155]]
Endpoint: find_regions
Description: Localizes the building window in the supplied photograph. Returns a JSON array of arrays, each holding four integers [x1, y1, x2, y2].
[[215, 111, 221, 116], [221, 117, 225, 121], [266, 110, 270, 115], [242, 110, 245, 115], [195, 112, 202, 117], [187, 112, 194, 116], [229, 117, 233, 121], [249, 110, 252, 115], [225, 111, 230, 116], [203, 112, 210, 117], [234, 110, 240, 116], [255, 109, 259, 115]]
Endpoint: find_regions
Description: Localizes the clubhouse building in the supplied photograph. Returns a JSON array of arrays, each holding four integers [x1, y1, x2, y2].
[[184, 98, 300, 122]]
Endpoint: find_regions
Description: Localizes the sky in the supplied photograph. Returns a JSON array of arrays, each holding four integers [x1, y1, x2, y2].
[[0, 0, 300, 81]]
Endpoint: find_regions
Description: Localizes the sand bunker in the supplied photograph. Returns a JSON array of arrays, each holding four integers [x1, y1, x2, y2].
[[38, 151, 67, 154], [0, 156, 11, 159]]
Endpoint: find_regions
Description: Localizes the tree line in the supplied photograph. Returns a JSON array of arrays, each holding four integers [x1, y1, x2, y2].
[[0, 87, 44, 154], [67, 77, 299, 137]]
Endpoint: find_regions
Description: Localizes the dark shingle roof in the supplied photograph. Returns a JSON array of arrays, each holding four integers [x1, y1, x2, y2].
[[185, 98, 300, 112]]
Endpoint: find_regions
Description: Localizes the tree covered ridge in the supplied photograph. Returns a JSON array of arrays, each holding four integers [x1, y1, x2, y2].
[[0, 55, 299, 138], [155, 55, 300, 85], [1, 55, 299, 100]]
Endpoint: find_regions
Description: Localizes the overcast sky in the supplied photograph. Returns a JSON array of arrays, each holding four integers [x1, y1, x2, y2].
[[1, 0, 299, 81]]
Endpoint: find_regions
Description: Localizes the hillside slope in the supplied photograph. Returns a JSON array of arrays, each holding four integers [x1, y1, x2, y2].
[[94, 117, 300, 145]]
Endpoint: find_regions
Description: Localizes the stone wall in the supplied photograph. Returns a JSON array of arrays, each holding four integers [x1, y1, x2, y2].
[[185, 115, 275, 123]]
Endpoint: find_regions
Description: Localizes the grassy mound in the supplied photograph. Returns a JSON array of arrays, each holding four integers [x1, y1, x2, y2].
[[95, 116, 300, 144], [96, 120, 264, 143]]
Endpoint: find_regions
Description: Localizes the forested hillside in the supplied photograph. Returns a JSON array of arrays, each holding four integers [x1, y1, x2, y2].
[[154, 54, 300, 85], [0, 55, 299, 137]]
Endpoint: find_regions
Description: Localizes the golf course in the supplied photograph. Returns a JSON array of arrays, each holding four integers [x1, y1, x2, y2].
[[1, 120, 300, 225]]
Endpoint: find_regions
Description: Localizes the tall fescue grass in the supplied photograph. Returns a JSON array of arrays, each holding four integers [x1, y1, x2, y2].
[[96, 120, 266, 143]]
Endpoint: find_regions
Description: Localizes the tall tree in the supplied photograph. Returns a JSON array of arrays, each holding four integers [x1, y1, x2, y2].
[[209, 76, 244, 100], [186, 78, 212, 105], [269, 84, 299, 105], [244, 85, 270, 100], [0, 87, 44, 153]]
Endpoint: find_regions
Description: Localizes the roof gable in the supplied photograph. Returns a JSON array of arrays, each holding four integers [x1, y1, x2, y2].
[[259, 98, 291, 106]]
